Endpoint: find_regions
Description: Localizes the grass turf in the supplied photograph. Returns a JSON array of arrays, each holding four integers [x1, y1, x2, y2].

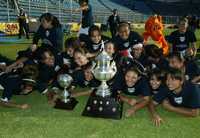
[[0, 29, 200, 138]]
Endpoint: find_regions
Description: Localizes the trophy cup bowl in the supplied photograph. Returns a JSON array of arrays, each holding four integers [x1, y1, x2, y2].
[[57, 74, 73, 103], [92, 60, 117, 97], [54, 74, 78, 110], [93, 64, 116, 81], [57, 74, 73, 89]]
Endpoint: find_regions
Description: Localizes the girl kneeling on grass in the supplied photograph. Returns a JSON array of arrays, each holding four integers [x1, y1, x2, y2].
[[111, 66, 151, 117], [149, 68, 200, 126]]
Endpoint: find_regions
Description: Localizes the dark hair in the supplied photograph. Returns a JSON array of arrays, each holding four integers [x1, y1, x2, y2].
[[145, 44, 163, 58], [38, 48, 54, 61], [125, 66, 142, 76], [168, 52, 185, 62], [113, 9, 117, 13], [105, 40, 115, 48], [73, 47, 86, 56], [79, 0, 88, 5], [39, 13, 61, 28], [167, 68, 184, 81], [118, 21, 131, 31], [149, 68, 165, 82], [82, 61, 93, 71], [178, 17, 188, 25], [88, 25, 101, 37], [64, 37, 80, 49]]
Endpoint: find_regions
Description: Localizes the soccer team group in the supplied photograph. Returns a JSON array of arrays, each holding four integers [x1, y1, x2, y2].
[[0, 0, 200, 126]]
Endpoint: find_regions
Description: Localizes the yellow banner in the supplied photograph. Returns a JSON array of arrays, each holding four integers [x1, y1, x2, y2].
[[0, 23, 19, 35]]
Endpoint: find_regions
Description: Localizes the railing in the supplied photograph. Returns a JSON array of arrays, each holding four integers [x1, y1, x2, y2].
[[1, 0, 180, 24]]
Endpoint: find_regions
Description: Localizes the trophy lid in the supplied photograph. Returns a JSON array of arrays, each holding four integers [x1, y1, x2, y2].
[[95, 41, 112, 61]]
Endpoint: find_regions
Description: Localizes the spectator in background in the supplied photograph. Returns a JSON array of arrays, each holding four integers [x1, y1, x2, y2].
[[107, 9, 120, 38], [18, 8, 29, 39], [76, 0, 93, 36]]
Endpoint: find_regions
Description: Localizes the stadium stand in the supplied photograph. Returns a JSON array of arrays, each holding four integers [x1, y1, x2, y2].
[[1, 0, 199, 24], [16, 0, 147, 24], [146, 0, 200, 16], [108, 0, 200, 17], [133, 1, 153, 14], [96, 0, 147, 23], [0, 0, 18, 22]]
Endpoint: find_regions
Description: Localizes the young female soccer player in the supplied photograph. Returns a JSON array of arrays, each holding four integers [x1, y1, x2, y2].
[[80, 25, 110, 58], [168, 18, 197, 58], [77, 0, 93, 36], [148, 69, 168, 126], [130, 43, 146, 66], [0, 65, 38, 109], [111, 66, 151, 117], [149, 68, 200, 126], [73, 48, 90, 70], [112, 22, 143, 57], [168, 52, 200, 83], [31, 13, 64, 53], [36, 49, 65, 93], [72, 62, 100, 89], [144, 44, 169, 73]]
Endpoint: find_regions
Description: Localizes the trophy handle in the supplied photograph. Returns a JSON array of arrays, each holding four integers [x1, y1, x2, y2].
[[91, 61, 97, 74], [92, 61, 97, 68], [111, 61, 117, 74], [63, 87, 70, 103]]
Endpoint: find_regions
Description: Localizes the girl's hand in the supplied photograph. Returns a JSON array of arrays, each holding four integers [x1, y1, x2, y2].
[[152, 114, 164, 127]]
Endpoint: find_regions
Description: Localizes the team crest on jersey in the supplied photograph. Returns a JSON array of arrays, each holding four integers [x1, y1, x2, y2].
[[127, 87, 135, 93], [126, 61, 130, 65], [84, 80, 89, 85], [179, 36, 185, 42], [55, 65, 60, 71], [124, 42, 129, 48], [63, 58, 70, 65], [152, 90, 158, 94], [174, 97, 183, 104], [152, 64, 157, 69], [92, 44, 100, 50], [185, 75, 190, 81], [46, 30, 50, 37]]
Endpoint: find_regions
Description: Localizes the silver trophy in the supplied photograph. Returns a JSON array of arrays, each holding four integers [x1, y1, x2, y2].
[[82, 41, 123, 119], [57, 74, 73, 103], [55, 74, 78, 110], [92, 40, 117, 97]]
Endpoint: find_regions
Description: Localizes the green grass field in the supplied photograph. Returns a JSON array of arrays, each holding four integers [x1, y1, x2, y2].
[[0, 29, 200, 138]]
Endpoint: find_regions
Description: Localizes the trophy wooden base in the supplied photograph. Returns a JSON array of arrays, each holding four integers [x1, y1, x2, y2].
[[82, 93, 123, 120], [54, 98, 78, 110]]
